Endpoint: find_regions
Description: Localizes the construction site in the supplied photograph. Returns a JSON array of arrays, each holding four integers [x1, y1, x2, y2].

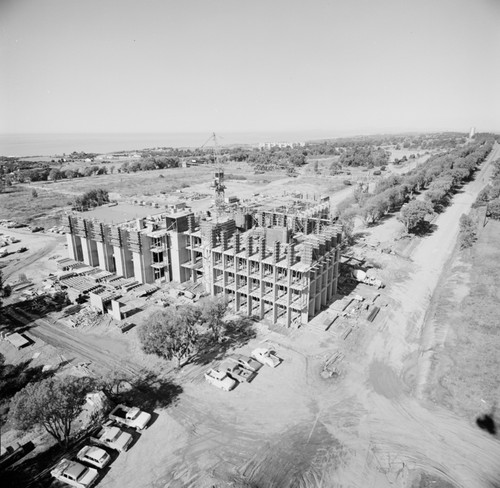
[[64, 167, 342, 328], [1, 138, 500, 488]]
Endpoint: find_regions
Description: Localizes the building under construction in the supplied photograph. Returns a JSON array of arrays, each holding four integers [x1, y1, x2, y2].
[[65, 192, 342, 328]]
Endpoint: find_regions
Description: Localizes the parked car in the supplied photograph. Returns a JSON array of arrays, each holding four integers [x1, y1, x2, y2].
[[51, 458, 98, 488], [251, 348, 281, 368], [219, 360, 256, 383], [108, 404, 151, 431], [204, 368, 237, 391], [90, 423, 133, 452], [17, 247, 28, 253], [227, 354, 263, 372], [77, 445, 111, 469], [30, 226, 44, 232]]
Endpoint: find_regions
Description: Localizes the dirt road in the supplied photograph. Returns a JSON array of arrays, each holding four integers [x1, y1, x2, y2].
[[7, 308, 142, 377]]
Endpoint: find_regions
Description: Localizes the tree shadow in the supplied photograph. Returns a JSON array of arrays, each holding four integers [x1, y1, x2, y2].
[[2, 429, 91, 488], [349, 231, 369, 245], [109, 373, 183, 413], [189, 317, 257, 366], [0, 360, 55, 427], [476, 414, 497, 436], [411, 221, 438, 237], [1, 294, 68, 333]]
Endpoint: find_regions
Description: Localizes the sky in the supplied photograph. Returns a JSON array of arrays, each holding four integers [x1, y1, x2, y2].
[[1, 0, 499, 135]]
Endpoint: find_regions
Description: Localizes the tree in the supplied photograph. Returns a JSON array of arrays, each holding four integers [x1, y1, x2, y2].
[[73, 188, 110, 210], [458, 214, 476, 249], [31, 188, 38, 198], [199, 297, 228, 342], [487, 198, 500, 220], [337, 207, 357, 245], [82, 167, 94, 177], [48, 168, 63, 181], [398, 200, 433, 232], [139, 306, 200, 367], [1, 283, 11, 297], [9, 376, 95, 447]]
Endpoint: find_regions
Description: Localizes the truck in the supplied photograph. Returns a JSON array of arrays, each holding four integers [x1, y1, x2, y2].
[[219, 360, 256, 383], [108, 404, 151, 431], [204, 368, 237, 391], [51, 458, 99, 488], [89, 423, 133, 452], [251, 348, 281, 368]]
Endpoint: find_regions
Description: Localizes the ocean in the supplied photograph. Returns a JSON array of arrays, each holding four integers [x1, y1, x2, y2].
[[0, 131, 343, 158]]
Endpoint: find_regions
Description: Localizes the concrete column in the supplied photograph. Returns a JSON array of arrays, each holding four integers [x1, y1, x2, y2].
[[286, 266, 292, 327], [113, 246, 124, 277], [272, 260, 278, 325], [88, 239, 99, 267], [66, 233, 77, 260], [246, 257, 252, 317], [80, 238, 91, 266], [97, 242, 115, 272], [132, 251, 144, 283]]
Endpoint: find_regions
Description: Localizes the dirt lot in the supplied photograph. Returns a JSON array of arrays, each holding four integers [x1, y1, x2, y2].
[[0, 226, 66, 283]]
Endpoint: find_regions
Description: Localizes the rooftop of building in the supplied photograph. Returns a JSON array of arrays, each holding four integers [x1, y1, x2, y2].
[[79, 203, 166, 225]]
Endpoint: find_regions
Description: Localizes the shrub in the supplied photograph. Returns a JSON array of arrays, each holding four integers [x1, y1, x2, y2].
[[487, 199, 500, 220], [458, 214, 476, 249]]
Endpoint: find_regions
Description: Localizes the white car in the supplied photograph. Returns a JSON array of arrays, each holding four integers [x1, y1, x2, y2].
[[51, 458, 99, 488], [77, 445, 111, 469], [204, 368, 237, 391], [251, 348, 281, 368], [90, 424, 133, 452]]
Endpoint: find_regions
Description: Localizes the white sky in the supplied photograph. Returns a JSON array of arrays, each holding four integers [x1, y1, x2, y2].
[[1, 0, 499, 134]]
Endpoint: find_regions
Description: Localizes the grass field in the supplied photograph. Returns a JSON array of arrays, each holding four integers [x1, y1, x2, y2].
[[424, 218, 500, 419], [0, 186, 70, 225]]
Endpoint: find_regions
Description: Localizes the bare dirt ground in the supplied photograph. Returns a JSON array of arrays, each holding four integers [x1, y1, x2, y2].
[[0, 227, 66, 283]]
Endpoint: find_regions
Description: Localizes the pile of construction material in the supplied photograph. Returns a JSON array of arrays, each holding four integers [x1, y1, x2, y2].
[[350, 269, 384, 289], [66, 307, 101, 329], [320, 351, 344, 379]]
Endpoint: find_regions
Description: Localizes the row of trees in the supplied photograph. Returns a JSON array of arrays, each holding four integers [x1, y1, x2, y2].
[[473, 158, 500, 220], [336, 141, 493, 236], [120, 156, 180, 173], [339, 146, 390, 168]]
